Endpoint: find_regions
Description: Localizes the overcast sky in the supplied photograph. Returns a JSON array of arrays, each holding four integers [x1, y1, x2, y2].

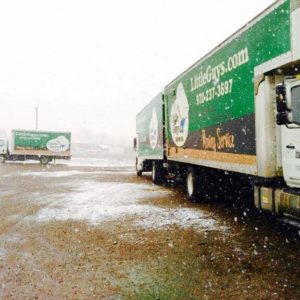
[[0, 0, 275, 145]]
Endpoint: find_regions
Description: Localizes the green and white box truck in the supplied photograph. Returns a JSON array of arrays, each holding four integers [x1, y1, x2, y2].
[[134, 93, 165, 182], [0, 130, 71, 164], [135, 0, 300, 220]]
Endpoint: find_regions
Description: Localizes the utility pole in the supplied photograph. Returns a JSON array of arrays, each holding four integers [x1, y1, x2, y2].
[[35, 107, 38, 130]]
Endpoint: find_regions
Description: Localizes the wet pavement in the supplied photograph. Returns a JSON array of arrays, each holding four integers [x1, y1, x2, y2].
[[0, 158, 300, 299]]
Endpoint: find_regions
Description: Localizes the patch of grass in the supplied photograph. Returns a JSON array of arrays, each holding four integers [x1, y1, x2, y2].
[[129, 283, 197, 300]]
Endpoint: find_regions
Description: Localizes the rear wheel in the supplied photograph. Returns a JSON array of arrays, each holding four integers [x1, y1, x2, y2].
[[186, 168, 199, 201], [40, 156, 50, 165], [152, 161, 165, 185], [136, 159, 142, 176]]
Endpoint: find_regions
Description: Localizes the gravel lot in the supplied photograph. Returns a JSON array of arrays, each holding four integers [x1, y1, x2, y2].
[[0, 157, 300, 299]]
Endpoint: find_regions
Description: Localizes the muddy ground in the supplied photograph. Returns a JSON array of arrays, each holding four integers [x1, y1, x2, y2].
[[0, 159, 300, 299]]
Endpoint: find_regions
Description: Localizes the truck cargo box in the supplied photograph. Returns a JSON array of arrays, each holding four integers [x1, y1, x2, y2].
[[10, 130, 71, 157], [135, 93, 164, 175], [164, 0, 294, 176], [136, 93, 164, 161]]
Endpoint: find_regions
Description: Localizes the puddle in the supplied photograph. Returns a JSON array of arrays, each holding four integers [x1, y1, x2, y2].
[[32, 181, 224, 232]]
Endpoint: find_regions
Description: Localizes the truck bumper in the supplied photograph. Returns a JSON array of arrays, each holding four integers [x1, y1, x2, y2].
[[255, 186, 300, 220]]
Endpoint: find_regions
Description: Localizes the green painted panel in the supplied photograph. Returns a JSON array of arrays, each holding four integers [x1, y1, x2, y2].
[[14, 130, 71, 152], [136, 93, 164, 158], [165, 1, 291, 149]]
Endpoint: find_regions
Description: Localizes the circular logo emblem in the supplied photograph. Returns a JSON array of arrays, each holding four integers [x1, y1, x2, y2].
[[149, 108, 158, 149], [170, 82, 189, 147], [46, 136, 70, 153]]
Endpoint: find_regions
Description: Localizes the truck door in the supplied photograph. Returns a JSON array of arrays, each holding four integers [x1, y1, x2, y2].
[[281, 81, 300, 188], [0, 139, 7, 154]]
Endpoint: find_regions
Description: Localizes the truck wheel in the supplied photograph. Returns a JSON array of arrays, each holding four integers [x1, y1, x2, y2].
[[186, 168, 199, 201], [152, 161, 164, 185], [0, 156, 5, 163], [40, 156, 49, 165], [136, 159, 142, 176]]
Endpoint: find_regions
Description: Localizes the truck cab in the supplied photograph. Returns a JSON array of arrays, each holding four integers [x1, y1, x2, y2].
[[0, 138, 8, 156], [276, 78, 300, 188], [255, 76, 300, 220]]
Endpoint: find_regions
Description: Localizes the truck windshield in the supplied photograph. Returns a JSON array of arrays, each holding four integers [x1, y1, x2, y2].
[[291, 85, 300, 124]]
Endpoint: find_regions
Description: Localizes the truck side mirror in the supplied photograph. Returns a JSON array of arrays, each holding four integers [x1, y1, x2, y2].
[[276, 111, 289, 125], [276, 84, 287, 112], [133, 137, 137, 151], [276, 84, 290, 125]]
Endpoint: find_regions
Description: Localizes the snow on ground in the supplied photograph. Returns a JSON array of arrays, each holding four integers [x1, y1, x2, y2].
[[20, 170, 134, 178], [21, 170, 91, 177], [65, 157, 134, 168], [0, 190, 17, 197], [1, 150, 224, 232], [136, 208, 219, 231], [0, 233, 26, 261], [3, 156, 134, 169], [0, 248, 5, 260], [31, 181, 224, 232]]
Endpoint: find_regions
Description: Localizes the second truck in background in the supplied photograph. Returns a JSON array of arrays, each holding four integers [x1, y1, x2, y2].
[[0, 129, 72, 164]]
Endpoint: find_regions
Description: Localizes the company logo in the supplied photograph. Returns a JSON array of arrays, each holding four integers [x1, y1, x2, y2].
[[149, 108, 158, 149], [47, 136, 70, 153], [170, 83, 189, 147]]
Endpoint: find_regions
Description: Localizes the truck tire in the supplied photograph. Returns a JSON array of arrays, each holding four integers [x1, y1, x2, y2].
[[0, 155, 6, 163], [152, 161, 165, 185], [186, 168, 199, 201], [136, 159, 142, 176], [40, 156, 50, 165]]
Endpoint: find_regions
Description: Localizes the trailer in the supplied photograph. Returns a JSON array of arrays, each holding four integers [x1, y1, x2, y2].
[[134, 93, 165, 183], [0, 130, 71, 164], [135, 0, 300, 221]]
